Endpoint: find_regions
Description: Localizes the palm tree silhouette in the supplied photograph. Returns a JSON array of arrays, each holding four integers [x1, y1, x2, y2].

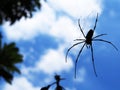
[[0, 32, 23, 84]]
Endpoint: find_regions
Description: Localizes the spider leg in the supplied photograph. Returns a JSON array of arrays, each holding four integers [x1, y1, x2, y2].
[[93, 34, 107, 39], [74, 39, 85, 41], [78, 19, 86, 38], [93, 13, 98, 31], [86, 44, 89, 48], [75, 43, 86, 78], [90, 43, 98, 77], [93, 39, 118, 51], [65, 41, 85, 62]]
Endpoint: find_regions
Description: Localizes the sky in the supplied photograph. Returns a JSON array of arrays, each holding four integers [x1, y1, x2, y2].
[[0, 0, 120, 90]]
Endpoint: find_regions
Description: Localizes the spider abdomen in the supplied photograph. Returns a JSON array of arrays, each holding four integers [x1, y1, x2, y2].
[[86, 29, 94, 44]]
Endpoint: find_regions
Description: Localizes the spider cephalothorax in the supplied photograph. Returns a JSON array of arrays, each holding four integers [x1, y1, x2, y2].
[[66, 13, 118, 78]]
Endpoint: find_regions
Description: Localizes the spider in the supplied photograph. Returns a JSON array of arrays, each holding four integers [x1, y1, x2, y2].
[[65, 13, 118, 78]]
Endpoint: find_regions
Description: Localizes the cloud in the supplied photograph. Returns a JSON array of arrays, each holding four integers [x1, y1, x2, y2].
[[20, 45, 73, 75], [3, 77, 40, 90], [48, 0, 102, 18], [35, 46, 73, 74], [2, 1, 56, 41], [2, 0, 103, 42], [49, 16, 80, 43]]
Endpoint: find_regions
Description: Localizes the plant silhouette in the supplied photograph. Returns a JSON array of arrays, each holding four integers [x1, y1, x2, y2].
[[0, 32, 23, 84], [40, 74, 66, 90], [66, 13, 118, 78], [40, 85, 51, 90], [54, 75, 65, 90], [41, 82, 55, 90], [0, 0, 43, 25]]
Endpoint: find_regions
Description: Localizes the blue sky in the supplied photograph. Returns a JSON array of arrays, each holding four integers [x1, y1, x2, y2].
[[1, 0, 120, 90]]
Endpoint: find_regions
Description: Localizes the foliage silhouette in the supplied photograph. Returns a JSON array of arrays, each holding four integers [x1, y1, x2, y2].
[[40, 83, 55, 90], [40, 74, 65, 90], [0, 0, 42, 25], [66, 13, 118, 78], [0, 32, 23, 84], [55, 75, 65, 90]]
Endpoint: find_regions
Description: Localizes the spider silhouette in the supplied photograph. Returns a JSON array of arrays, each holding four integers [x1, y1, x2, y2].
[[65, 13, 118, 78]]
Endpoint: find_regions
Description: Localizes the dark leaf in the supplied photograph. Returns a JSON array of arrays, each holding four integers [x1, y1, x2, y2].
[[0, 34, 23, 84], [55, 85, 66, 90], [40, 85, 50, 90], [0, 68, 13, 84], [0, 0, 42, 25]]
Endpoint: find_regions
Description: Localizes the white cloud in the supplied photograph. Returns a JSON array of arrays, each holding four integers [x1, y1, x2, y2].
[[2, 0, 103, 42], [35, 46, 73, 74], [2, 1, 56, 41], [48, 0, 102, 18], [49, 16, 80, 43], [20, 45, 73, 75], [3, 77, 40, 90]]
